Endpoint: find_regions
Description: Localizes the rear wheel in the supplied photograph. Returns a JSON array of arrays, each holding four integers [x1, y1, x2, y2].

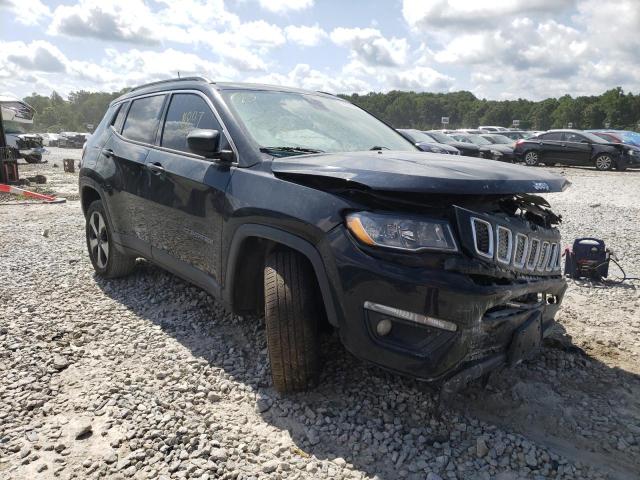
[[524, 151, 540, 166], [264, 249, 320, 393], [85, 200, 136, 278], [595, 154, 613, 171]]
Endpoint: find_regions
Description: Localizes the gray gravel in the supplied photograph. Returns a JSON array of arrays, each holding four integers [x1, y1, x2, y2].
[[1, 152, 639, 479]]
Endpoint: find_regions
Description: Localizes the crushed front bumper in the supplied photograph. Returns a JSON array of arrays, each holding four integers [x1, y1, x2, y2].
[[324, 226, 566, 389]]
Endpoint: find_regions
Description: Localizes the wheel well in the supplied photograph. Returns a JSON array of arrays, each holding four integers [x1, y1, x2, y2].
[[81, 187, 101, 216], [229, 237, 330, 329]]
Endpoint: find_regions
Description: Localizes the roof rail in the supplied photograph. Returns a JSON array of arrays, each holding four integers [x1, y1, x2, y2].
[[130, 76, 212, 92]]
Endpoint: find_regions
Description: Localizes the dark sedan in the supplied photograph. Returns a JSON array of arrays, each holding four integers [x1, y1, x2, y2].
[[397, 129, 460, 155], [513, 129, 637, 170], [423, 131, 481, 157], [450, 133, 514, 162]]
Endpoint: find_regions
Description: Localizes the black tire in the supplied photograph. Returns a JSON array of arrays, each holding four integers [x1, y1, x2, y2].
[[524, 150, 540, 166], [24, 154, 42, 164], [595, 154, 613, 171], [264, 249, 320, 393], [85, 200, 136, 278]]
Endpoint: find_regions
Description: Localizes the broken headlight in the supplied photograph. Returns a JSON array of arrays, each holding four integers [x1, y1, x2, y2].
[[346, 212, 458, 252]]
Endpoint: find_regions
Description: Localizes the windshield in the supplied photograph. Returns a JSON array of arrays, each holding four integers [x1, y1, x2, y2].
[[2, 120, 28, 134], [580, 131, 609, 144], [488, 134, 513, 144], [425, 131, 452, 143], [459, 134, 491, 145], [223, 90, 416, 155], [403, 129, 437, 144]]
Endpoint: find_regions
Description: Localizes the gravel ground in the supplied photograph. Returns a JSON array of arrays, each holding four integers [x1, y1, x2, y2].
[[1, 149, 639, 480]]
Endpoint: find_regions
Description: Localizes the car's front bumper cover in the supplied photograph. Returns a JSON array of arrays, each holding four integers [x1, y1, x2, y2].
[[323, 226, 566, 389]]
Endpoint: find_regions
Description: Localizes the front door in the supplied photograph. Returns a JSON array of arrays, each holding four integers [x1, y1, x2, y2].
[[561, 132, 592, 165], [142, 92, 233, 283]]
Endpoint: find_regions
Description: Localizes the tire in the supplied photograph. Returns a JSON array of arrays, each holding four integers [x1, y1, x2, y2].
[[24, 154, 42, 164], [595, 154, 613, 171], [524, 151, 540, 166], [85, 200, 136, 278], [264, 249, 320, 393]]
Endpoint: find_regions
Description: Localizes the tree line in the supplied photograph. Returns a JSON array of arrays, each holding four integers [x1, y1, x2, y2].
[[17, 86, 640, 133], [340, 87, 640, 131]]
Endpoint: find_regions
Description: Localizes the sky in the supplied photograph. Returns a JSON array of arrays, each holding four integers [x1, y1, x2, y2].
[[1, 0, 639, 100]]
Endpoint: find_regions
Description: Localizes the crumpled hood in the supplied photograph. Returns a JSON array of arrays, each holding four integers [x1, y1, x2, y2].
[[271, 151, 570, 194]]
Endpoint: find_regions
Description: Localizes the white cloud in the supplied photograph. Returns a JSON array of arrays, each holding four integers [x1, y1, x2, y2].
[[403, 0, 575, 30], [285, 24, 327, 47], [248, 64, 371, 94], [0, 0, 51, 25], [257, 0, 314, 14], [48, 0, 160, 44], [330, 27, 409, 67], [1, 41, 68, 74], [388, 66, 454, 91]]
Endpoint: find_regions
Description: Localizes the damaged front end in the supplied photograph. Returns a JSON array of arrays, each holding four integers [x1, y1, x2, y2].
[[323, 187, 566, 393]]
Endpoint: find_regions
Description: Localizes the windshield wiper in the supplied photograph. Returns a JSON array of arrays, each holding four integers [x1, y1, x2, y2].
[[260, 146, 324, 155], [369, 145, 390, 150]]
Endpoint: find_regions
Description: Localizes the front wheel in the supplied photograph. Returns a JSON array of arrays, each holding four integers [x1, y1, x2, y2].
[[524, 151, 540, 166], [264, 249, 320, 393], [595, 154, 613, 171], [85, 200, 136, 278]]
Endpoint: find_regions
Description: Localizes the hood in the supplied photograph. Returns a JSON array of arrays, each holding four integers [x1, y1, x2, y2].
[[448, 141, 480, 152], [487, 144, 514, 153], [271, 151, 570, 194]]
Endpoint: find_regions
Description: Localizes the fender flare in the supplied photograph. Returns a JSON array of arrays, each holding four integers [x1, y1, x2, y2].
[[225, 224, 339, 327]]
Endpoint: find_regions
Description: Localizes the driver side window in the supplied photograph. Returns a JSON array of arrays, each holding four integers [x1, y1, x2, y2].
[[564, 132, 584, 143], [161, 94, 222, 153]]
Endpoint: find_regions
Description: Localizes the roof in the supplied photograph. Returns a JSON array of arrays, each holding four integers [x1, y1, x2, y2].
[[112, 77, 339, 105]]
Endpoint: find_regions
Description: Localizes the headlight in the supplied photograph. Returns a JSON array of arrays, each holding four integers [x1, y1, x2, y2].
[[627, 148, 636, 156], [345, 212, 458, 252], [429, 147, 444, 153], [491, 150, 503, 157]]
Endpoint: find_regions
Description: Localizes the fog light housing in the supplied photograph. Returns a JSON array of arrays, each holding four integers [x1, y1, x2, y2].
[[376, 318, 393, 336]]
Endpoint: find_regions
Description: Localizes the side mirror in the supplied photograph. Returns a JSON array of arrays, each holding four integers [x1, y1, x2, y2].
[[187, 129, 220, 157]]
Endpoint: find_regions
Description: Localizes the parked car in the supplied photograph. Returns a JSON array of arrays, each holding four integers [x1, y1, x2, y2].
[[478, 126, 508, 132], [423, 131, 481, 157], [59, 132, 87, 148], [456, 129, 484, 134], [479, 134, 517, 162], [39, 133, 60, 147], [449, 133, 507, 161], [80, 77, 568, 394], [590, 130, 640, 147], [397, 129, 460, 155], [513, 129, 637, 170]]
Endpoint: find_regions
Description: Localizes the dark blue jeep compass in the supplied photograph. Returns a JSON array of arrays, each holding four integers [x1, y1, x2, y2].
[[79, 77, 569, 393]]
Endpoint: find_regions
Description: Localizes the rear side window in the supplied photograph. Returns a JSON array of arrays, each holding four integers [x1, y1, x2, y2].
[[564, 132, 584, 142], [161, 94, 221, 153], [541, 132, 563, 141], [122, 95, 166, 144], [111, 102, 129, 133]]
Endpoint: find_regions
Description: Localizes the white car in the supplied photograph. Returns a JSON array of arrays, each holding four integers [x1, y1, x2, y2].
[[1, 96, 45, 163], [478, 125, 509, 132]]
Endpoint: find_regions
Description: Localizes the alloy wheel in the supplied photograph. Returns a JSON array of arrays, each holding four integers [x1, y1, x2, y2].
[[525, 151, 539, 166], [88, 211, 109, 269], [596, 155, 612, 170]]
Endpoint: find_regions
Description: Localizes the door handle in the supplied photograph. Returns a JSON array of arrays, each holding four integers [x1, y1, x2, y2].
[[147, 162, 165, 174], [101, 148, 114, 158]]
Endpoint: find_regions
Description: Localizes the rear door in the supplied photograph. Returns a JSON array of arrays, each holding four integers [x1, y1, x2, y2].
[[561, 132, 592, 165], [142, 92, 234, 284], [102, 94, 167, 255]]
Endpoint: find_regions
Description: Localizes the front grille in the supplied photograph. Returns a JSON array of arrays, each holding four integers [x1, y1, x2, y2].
[[464, 209, 561, 276]]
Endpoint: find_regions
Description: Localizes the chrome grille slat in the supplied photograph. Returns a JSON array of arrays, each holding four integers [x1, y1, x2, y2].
[[537, 241, 550, 271], [526, 239, 540, 270], [513, 233, 528, 268], [471, 218, 493, 259], [496, 226, 513, 264]]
